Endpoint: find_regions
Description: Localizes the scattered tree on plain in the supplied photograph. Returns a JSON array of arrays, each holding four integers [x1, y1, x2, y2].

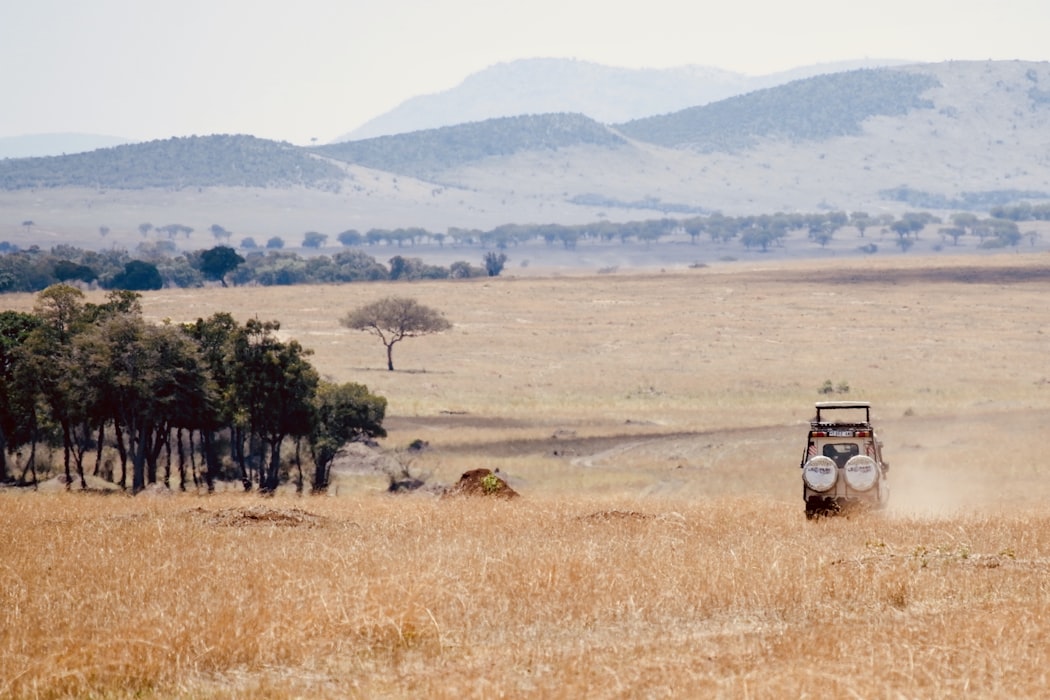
[[209, 224, 232, 243], [483, 251, 507, 276], [341, 296, 451, 371], [337, 229, 362, 247], [196, 245, 245, 287], [302, 231, 328, 248]]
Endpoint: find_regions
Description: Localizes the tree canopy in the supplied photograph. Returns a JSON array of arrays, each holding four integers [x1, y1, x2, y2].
[[341, 296, 452, 371], [196, 245, 245, 287], [0, 285, 387, 493]]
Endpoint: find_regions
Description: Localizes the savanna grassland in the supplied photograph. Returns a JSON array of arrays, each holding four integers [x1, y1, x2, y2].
[[2, 253, 1050, 698]]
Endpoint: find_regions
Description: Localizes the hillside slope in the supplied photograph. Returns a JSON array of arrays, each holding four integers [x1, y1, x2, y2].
[[337, 57, 912, 140], [2, 60, 1050, 250], [429, 61, 1050, 215]]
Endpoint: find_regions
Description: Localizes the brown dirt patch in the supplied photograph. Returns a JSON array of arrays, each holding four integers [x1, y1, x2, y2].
[[580, 510, 655, 521], [195, 505, 328, 527]]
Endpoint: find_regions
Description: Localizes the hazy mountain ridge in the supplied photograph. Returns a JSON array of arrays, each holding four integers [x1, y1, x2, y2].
[[3, 59, 1050, 250], [614, 69, 940, 150], [314, 113, 626, 180], [0, 134, 345, 191], [339, 57, 914, 140]]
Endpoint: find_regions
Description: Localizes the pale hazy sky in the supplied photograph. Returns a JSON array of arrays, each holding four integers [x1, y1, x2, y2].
[[2, 0, 1047, 144]]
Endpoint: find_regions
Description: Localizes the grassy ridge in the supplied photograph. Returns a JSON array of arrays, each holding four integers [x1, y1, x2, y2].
[[615, 68, 940, 150], [0, 135, 346, 191]]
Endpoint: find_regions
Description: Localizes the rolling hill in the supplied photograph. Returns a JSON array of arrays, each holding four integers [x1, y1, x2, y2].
[[336, 57, 913, 140], [1, 60, 1049, 252]]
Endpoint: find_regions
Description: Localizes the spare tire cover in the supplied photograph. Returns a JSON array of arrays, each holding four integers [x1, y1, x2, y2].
[[844, 455, 878, 491], [803, 456, 837, 492]]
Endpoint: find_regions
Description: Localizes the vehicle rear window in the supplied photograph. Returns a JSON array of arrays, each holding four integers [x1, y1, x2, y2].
[[822, 442, 859, 467]]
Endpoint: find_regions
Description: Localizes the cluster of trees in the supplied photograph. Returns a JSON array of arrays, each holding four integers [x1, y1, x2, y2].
[[1, 206, 1039, 294], [279, 210, 1035, 253], [0, 285, 387, 493], [878, 186, 1050, 210], [694, 210, 1035, 253], [0, 244, 501, 294], [987, 201, 1050, 221]]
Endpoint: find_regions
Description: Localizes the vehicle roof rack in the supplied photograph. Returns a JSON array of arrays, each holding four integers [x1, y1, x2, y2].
[[813, 401, 871, 425], [814, 401, 871, 409]]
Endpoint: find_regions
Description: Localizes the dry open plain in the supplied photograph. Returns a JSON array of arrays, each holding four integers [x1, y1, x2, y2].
[[2, 252, 1050, 698]]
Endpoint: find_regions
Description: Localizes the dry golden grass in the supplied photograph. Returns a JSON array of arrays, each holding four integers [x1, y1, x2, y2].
[[4, 494, 1050, 698], [2, 252, 1050, 697]]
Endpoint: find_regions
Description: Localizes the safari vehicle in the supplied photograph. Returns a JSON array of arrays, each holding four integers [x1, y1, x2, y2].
[[800, 401, 889, 518]]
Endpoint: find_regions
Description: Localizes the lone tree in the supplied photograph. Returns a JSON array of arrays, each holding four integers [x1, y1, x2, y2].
[[341, 296, 451, 371], [483, 251, 507, 277], [196, 245, 245, 287]]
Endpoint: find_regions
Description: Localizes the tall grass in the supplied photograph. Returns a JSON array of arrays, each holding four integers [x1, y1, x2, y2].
[[2, 253, 1049, 696], [3, 493, 1050, 698]]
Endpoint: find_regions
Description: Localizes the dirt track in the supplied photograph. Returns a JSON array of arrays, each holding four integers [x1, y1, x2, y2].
[[384, 403, 1050, 512]]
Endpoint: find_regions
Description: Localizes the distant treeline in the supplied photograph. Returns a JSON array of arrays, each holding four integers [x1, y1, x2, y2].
[[0, 208, 1038, 293], [0, 243, 503, 293]]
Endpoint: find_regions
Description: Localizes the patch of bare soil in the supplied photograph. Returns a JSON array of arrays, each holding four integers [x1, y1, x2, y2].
[[31, 474, 124, 493], [195, 505, 328, 527], [330, 441, 401, 475], [580, 510, 655, 521], [442, 468, 519, 499]]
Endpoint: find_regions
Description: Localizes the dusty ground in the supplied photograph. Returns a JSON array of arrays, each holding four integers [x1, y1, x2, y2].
[[1, 252, 1047, 516]]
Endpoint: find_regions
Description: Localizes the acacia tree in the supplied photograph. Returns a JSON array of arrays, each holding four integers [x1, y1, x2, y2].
[[0, 311, 41, 482], [81, 313, 211, 492], [309, 380, 387, 492], [341, 296, 451, 371], [227, 319, 318, 492], [302, 231, 328, 248], [196, 245, 245, 287], [483, 251, 507, 277], [20, 285, 91, 486], [182, 312, 240, 490]]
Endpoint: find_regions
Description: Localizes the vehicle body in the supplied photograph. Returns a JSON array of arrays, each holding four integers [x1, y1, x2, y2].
[[800, 401, 889, 518]]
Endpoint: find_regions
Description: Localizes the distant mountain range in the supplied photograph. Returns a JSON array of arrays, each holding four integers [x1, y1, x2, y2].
[[337, 57, 913, 141], [2, 59, 1049, 251]]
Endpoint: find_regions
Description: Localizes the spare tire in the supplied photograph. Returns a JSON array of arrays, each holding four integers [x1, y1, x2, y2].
[[803, 456, 837, 492], [844, 455, 879, 491]]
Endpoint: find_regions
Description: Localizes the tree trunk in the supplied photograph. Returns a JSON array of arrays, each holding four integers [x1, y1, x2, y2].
[[262, 436, 283, 493], [131, 426, 147, 493], [176, 428, 187, 491], [294, 437, 303, 494], [113, 420, 128, 489], [312, 459, 330, 494], [93, 422, 105, 478], [201, 430, 218, 492], [62, 421, 73, 489]]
